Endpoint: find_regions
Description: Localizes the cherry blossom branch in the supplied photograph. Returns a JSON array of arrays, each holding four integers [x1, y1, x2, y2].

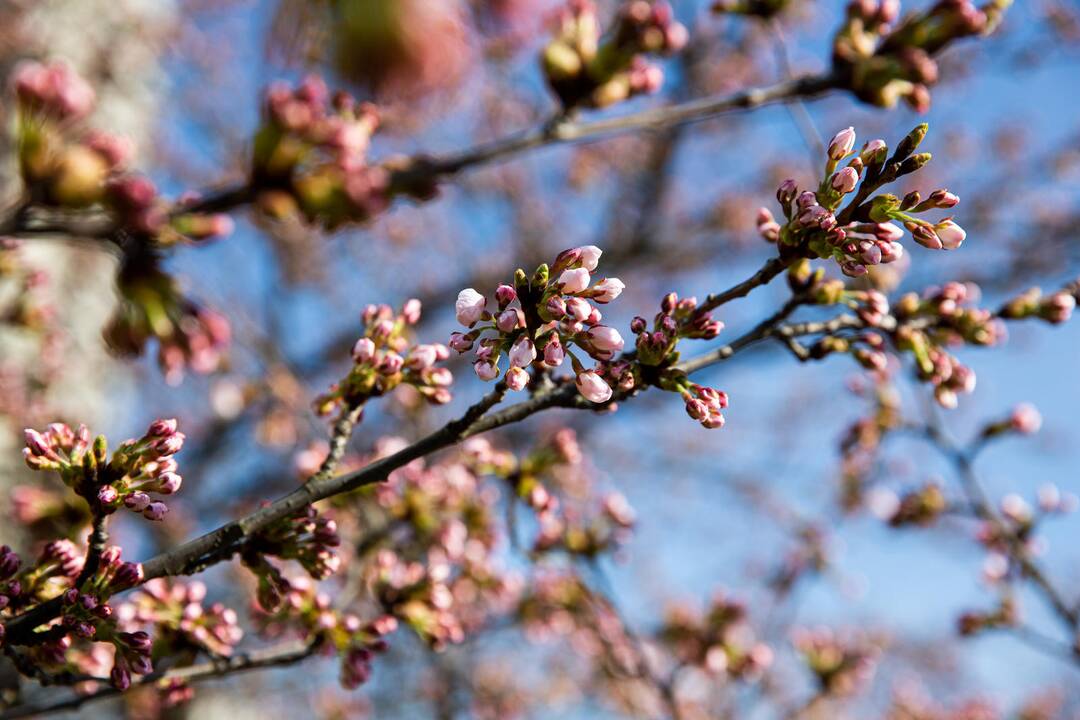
[[0, 73, 839, 241], [0, 639, 320, 719], [4, 257, 803, 645], [918, 419, 1080, 634]]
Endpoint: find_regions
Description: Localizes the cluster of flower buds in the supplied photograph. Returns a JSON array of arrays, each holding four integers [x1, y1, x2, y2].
[[10, 61, 232, 241], [793, 627, 882, 697], [626, 292, 730, 428], [12, 60, 95, 121], [101, 629, 153, 690], [763, 125, 966, 278], [891, 282, 1004, 408], [1000, 285, 1078, 325], [117, 579, 243, 658], [517, 571, 641, 677], [249, 506, 341, 581], [358, 438, 522, 638], [99, 418, 185, 521], [541, 0, 687, 109], [10, 540, 83, 609], [252, 75, 418, 230], [55, 546, 143, 637], [451, 246, 625, 403], [314, 299, 452, 417], [24, 418, 185, 521], [251, 575, 395, 690], [657, 592, 773, 680], [833, 0, 1011, 113], [533, 491, 635, 556], [104, 261, 231, 384], [369, 549, 464, 650], [22, 421, 101, 484]]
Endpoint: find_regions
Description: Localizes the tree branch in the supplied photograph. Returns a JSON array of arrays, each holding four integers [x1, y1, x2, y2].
[[0, 639, 319, 719]]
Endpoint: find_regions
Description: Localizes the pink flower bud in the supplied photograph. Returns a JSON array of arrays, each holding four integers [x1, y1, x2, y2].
[[495, 284, 517, 308], [873, 222, 904, 243], [828, 126, 856, 161], [23, 429, 51, 456], [378, 352, 403, 375], [125, 492, 151, 512], [352, 337, 376, 363], [506, 367, 529, 391], [157, 472, 183, 494], [776, 179, 798, 205], [558, 268, 591, 294], [98, 486, 119, 505], [592, 277, 625, 303], [402, 299, 422, 324], [496, 309, 521, 333], [143, 502, 168, 521], [1010, 403, 1042, 435], [928, 189, 959, 208], [474, 360, 499, 382], [543, 337, 565, 367], [586, 326, 624, 353], [406, 344, 438, 370], [907, 222, 943, 250], [448, 332, 473, 353], [455, 289, 486, 327], [546, 296, 567, 319], [577, 245, 602, 271], [566, 297, 591, 321], [831, 166, 859, 193], [147, 418, 178, 437], [576, 371, 612, 404], [509, 337, 537, 368], [935, 220, 966, 250]]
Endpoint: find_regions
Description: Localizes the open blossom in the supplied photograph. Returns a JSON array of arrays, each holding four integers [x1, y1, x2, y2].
[[576, 371, 612, 404], [455, 289, 486, 326]]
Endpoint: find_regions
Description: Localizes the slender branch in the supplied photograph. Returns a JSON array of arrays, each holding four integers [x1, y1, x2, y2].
[[0, 639, 319, 719], [696, 256, 791, 317], [0, 73, 840, 240], [919, 420, 1080, 633], [676, 294, 805, 374]]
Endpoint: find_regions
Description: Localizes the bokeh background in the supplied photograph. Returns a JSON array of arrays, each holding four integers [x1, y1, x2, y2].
[[2, 0, 1080, 717]]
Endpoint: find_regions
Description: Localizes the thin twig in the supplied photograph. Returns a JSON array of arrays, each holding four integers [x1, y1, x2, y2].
[[0, 639, 320, 719]]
